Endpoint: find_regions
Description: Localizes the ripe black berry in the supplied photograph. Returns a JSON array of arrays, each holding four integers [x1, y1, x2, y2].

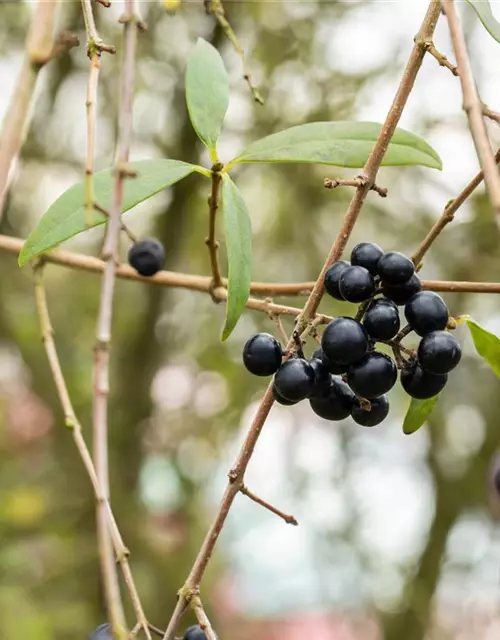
[[88, 624, 112, 640], [347, 352, 397, 399], [382, 273, 422, 305], [401, 362, 447, 399], [377, 251, 415, 285], [324, 261, 349, 300], [418, 330, 461, 375], [338, 265, 375, 303], [183, 626, 207, 640], [272, 382, 298, 406], [322, 317, 368, 366], [350, 242, 384, 275], [351, 395, 389, 427], [274, 358, 315, 402], [243, 333, 282, 376], [309, 378, 354, 420], [405, 291, 449, 337], [312, 346, 346, 374], [128, 238, 165, 276], [363, 298, 400, 340], [309, 357, 332, 397]]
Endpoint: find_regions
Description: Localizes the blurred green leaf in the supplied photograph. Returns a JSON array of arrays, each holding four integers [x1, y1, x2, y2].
[[228, 121, 442, 169], [466, 1, 500, 43], [221, 175, 252, 341], [467, 319, 500, 376], [19, 159, 203, 266], [186, 38, 229, 160], [403, 395, 441, 435]]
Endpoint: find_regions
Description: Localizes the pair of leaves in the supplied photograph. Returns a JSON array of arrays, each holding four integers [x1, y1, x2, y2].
[[466, 1, 500, 44]]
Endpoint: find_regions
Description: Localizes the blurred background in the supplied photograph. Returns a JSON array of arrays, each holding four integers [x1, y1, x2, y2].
[[2, 1, 500, 638]]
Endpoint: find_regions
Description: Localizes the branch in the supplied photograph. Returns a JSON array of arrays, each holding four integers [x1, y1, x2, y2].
[[206, 167, 223, 290], [240, 485, 298, 526], [324, 177, 388, 198], [162, 3, 443, 638], [483, 104, 500, 126], [416, 39, 458, 75], [442, 0, 500, 216]]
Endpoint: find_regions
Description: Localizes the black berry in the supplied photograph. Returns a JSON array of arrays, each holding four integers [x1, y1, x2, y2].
[[382, 273, 422, 305], [401, 362, 447, 399], [338, 265, 375, 303], [351, 395, 389, 427], [312, 346, 346, 374], [183, 626, 207, 640], [321, 317, 368, 366], [128, 238, 165, 276], [309, 357, 332, 397], [377, 251, 415, 285], [309, 378, 354, 421], [243, 333, 282, 376], [324, 261, 349, 300], [88, 624, 113, 640], [350, 242, 384, 275], [405, 291, 449, 337], [418, 330, 461, 375], [363, 298, 400, 340], [272, 382, 298, 406], [274, 358, 315, 402], [347, 352, 397, 399]]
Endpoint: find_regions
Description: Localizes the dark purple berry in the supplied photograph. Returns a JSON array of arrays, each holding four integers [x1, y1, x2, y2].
[[347, 352, 397, 399], [88, 624, 113, 640], [418, 330, 461, 375], [324, 261, 350, 300], [377, 251, 415, 285], [339, 265, 375, 303], [400, 362, 447, 399], [382, 273, 422, 305], [183, 626, 207, 640], [350, 242, 384, 275], [272, 382, 298, 406], [363, 298, 400, 340], [309, 357, 332, 397], [128, 238, 165, 276], [351, 395, 389, 427], [243, 333, 282, 376], [312, 346, 346, 374], [405, 291, 449, 337], [322, 317, 369, 366], [309, 378, 354, 421], [274, 358, 315, 402]]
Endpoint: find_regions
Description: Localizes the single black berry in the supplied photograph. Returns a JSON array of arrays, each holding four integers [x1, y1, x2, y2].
[[309, 357, 332, 397], [401, 362, 447, 399], [88, 624, 113, 640], [377, 251, 415, 285], [274, 358, 315, 402], [243, 333, 282, 376], [309, 377, 354, 420], [363, 298, 400, 340], [338, 265, 375, 303], [128, 238, 165, 276], [183, 626, 207, 640], [347, 352, 397, 399], [405, 291, 449, 337], [312, 346, 346, 374], [322, 317, 369, 366], [350, 242, 384, 275], [324, 261, 350, 300], [418, 330, 461, 375], [351, 395, 389, 427], [272, 382, 298, 406], [382, 273, 422, 305]]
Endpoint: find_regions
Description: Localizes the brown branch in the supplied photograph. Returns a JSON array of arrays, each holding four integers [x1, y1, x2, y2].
[[483, 104, 500, 126], [206, 168, 223, 290], [324, 177, 388, 198], [240, 485, 298, 526], [416, 39, 458, 75], [162, 3, 443, 638], [442, 0, 500, 216], [189, 595, 217, 640], [412, 147, 500, 265]]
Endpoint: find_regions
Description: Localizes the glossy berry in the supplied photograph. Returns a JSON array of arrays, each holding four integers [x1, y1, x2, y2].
[[363, 298, 400, 340], [418, 330, 461, 375], [309, 357, 332, 397], [405, 291, 448, 337], [272, 382, 298, 406], [309, 378, 354, 421], [382, 273, 422, 305], [338, 265, 375, 303], [274, 358, 315, 402], [243, 333, 282, 376], [128, 238, 165, 276], [351, 395, 389, 427], [377, 251, 415, 285], [312, 346, 346, 375], [322, 317, 369, 366], [183, 626, 207, 640], [88, 624, 112, 640], [324, 261, 350, 300], [401, 362, 447, 399], [347, 352, 397, 399], [350, 242, 384, 275]]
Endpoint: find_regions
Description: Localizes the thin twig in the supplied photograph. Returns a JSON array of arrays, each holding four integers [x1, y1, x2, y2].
[[267, 302, 289, 346], [324, 177, 388, 198], [189, 595, 217, 640], [206, 167, 223, 291], [240, 485, 298, 526], [94, 202, 138, 243], [483, 104, 500, 126], [416, 38, 458, 75], [442, 0, 500, 216]]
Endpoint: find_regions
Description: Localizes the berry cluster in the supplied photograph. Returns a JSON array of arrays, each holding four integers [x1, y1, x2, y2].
[[128, 238, 165, 277], [243, 243, 462, 428]]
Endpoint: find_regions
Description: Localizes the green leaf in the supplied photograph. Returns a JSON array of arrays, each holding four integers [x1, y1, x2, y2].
[[466, 319, 500, 377], [403, 395, 441, 435], [466, 1, 500, 44], [221, 175, 252, 341], [228, 121, 442, 170], [185, 38, 229, 160], [19, 159, 204, 266]]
